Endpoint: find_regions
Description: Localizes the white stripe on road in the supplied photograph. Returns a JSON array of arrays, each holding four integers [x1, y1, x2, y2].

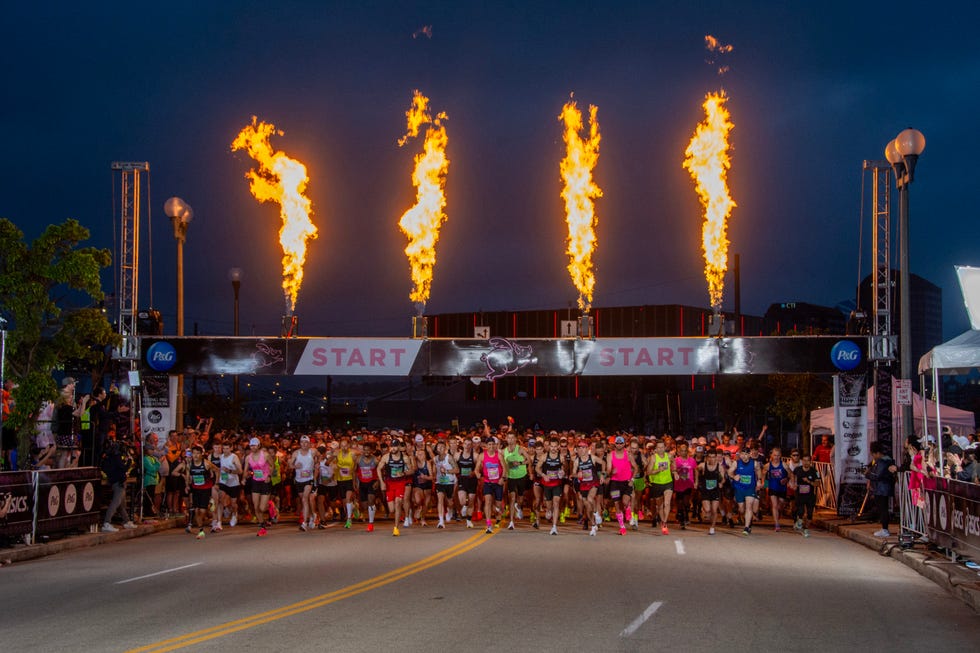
[[115, 562, 203, 585], [674, 539, 685, 555], [619, 601, 663, 638]]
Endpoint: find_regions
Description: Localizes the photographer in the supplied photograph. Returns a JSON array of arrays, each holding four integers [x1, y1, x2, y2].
[[865, 441, 898, 538], [100, 438, 137, 532]]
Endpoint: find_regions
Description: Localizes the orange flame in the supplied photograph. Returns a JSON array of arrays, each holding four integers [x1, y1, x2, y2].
[[559, 99, 602, 312], [232, 117, 317, 315], [398, 91, 449, 314], [683, 91, 735, 313], [704, 35, 733, 53]]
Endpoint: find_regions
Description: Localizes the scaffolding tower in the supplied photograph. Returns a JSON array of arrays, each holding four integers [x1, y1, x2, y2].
[[112, 161, 150, 359]]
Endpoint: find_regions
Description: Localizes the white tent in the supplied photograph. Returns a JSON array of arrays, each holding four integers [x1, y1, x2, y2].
[[810, 385, 975, 438], [918, 329, 980, 376]]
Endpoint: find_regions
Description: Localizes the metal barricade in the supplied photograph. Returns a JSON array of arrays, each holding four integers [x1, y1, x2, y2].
[[898, 471, 926, 538], [814, 462, 837, 511]]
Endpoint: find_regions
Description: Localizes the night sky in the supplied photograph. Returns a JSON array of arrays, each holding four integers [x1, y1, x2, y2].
[[3, 2, 979, 341]]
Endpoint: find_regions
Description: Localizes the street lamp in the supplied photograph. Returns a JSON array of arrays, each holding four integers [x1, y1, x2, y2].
[[885, 128, 925, 445], [228, 267, 242, 417], [163, 196, 193, 431]]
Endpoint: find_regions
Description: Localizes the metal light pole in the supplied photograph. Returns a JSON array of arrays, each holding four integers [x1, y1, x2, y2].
[[163, 197, 193, 432], [885, 128, 925, 445], [229, 267, 242, 420]]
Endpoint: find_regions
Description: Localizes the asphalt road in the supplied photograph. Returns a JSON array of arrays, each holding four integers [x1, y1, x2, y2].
[[6, 518, 978, 653]]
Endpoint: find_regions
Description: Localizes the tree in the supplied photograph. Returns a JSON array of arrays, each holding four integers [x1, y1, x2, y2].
[[715, 375, 774, 434], [768, 373, 832, 453], [0, 218, 118, 461]]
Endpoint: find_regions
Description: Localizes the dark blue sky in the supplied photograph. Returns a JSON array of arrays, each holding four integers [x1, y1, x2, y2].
[[3, 2, 978, 340]]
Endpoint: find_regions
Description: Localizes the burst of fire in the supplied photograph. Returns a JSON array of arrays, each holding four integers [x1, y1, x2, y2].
[[231, 117, 317, 315], [559, 99, 602, 312], [398, 91, 450, 315], [704, 34, 733, 53], [683, 91, 735, 313]]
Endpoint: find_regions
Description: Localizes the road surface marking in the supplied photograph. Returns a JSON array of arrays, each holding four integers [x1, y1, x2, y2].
[[115, 563, 203, 585], [620, 601, 663, 637], [128, 530, 492, 653], [674, 540, 685, 555]]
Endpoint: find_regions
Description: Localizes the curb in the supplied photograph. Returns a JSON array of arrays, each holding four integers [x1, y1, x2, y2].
[[1, 516, 186, 565], [814, 512, 980, 614]]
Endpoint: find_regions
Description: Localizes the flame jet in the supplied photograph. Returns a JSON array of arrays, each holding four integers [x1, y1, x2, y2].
[[231, 117, 317, 314], [683, 91, 735, 314], [559, 99, 602, 312], [397, 90, 449, 315]]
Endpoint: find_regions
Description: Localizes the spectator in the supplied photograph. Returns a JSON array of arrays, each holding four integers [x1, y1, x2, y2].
[[100, 439, 137, 532], [87, 387, 111, 468], [54, 378, 81, 468], [865, 441, 898, 538], [143, 433, 163, 517], [813, 434, 833, 463], [2, 379, 18, 470]]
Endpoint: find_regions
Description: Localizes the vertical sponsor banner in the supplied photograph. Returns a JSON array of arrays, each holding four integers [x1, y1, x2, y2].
[[140, 375, 175, 443], [874, 367, 894, 462], [834, 373, 869, 516]]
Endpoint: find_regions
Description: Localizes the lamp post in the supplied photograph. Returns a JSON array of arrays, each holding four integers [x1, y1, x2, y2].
[[163, 197, 193, 432], [228, 267, 242, 418], [885, 128, 925, 445]]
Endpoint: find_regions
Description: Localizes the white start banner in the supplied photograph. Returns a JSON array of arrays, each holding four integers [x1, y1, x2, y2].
[[292, 339, 424, 376], [580, 338, 719, 375]]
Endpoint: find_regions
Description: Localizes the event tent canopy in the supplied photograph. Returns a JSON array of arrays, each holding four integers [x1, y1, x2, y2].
[[810, 386, 974, 437], [918, 329, 980, 376]]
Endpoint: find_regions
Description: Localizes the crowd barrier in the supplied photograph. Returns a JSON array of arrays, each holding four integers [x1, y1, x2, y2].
[[922, 478, 980, 562], [898, 471, 926, 538], [0, 467, 101, 544]]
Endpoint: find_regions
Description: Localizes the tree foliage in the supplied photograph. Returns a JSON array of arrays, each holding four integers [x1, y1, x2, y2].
[[0, 218, 118, 451], [767, 373, 832, 452]]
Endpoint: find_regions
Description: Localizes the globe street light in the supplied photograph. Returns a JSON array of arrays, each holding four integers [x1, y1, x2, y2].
[[885, 128, 925, 445], [163, 196, 193, 431], [228, 267, 242, 416]]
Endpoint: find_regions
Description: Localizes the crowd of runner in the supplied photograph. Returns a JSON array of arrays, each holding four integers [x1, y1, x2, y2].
[[142, 421, 829, 540]]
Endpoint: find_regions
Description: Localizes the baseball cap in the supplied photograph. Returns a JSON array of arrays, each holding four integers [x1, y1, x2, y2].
[[488, 436, 499, 444], [415, 434, 424, 443], [577, 440, 589, 447], [614, 436, 625, 445], [300, 435, 311, 443], [249, 437, 260, 446], [61, 376, 76, 387]]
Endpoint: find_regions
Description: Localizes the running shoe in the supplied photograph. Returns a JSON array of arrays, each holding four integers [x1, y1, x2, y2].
[[637, 511, 645, 521], [257, 527, 267, 537], [229, 514, 237, 528], [589, 525, 597, 537], [532, 520, 539, 529], [466, 519, 474, 529], [299, 522, 307, 532], [631, 519, 639, 532], [185, 525, 192, 534], [680, 522, 686, 531], [393, 526, 400, 537], [803, 529, 810, 538], [268, 501, 278, 522], [774, 524, 781, 532], [437, 521, 445, 529], [475, 511, 483, 520], [515, 507, 523, 520], [661, 525, 669, 536], [709, 527, 715, 535], [507, 522, 515, 530], [102, 522, 118, 533], [618, 526, 627, 536], [344, 519, 352, 529], [197, 530, 205, 540], [794, 518, 803, 531], [742, 527, 750, 536], [550, 526, 558, 536], [367, 523, 374, 532], [485, 526, 493, 534]]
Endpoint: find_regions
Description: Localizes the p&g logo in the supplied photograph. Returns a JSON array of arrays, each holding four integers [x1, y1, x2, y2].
[[146, 342, 177, 372], [831, 340, 862, 372]]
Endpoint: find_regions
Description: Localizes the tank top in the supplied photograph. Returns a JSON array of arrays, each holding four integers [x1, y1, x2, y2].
[[318, 460, 337, 486], [336, 450, 355, 481], [414, 458, 432, 486], [356, 456, 378, 483], [673, 456, 697, 491], [767, 460, 787, 491], [435, 454, 456, 485], [577, 455, 597, 489], [457, 451, 475, 477], [632, 451, 645, 479], [609, 450, 632, 482], [504, 446, 528, 479], [734, 458, 757, 489], [482, 450, 502, 483], [189, 460, 213, 490], [219, 453, 240, 487], [386, 453, 407, 481], [699, 463, 721, 492], [649, 452, 672, 485], [293, 449, 315, 483], [541, 454, 563, 486], [248, 451, 271, 483]]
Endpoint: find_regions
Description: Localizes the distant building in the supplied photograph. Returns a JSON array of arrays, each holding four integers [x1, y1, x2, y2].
[[857, 271, 942, 370], [762, 302, 847, 336]]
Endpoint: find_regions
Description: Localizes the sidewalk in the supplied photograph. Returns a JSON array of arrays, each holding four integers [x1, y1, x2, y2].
[[813, 510, 980, 614]]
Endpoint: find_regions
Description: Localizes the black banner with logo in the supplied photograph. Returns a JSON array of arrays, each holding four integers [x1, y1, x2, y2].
[[140, 336, 869, 378], [0, 471, 35, 537], [925, 479, 980, 560], [35, 467, 101, 535]]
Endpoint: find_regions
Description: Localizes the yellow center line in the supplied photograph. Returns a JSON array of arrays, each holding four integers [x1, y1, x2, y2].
[[127, 530, 492, 653]]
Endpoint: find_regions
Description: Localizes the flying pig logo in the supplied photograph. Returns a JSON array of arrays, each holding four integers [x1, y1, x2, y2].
[[481, 338, 538, 381]]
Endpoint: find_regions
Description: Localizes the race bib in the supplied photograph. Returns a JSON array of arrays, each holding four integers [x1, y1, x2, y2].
[[460, 468, 472, 476], [340, 467, 351, 477], [739, 474, 752, 485], [581, 469, 593, 482], [297, 469, 312, 481], [390, 468, 403, 478], [220, 471, 229, 483], [705, 479, 717, 490], [487, 466, 501, 481], [609, 489, 621, 499], [191, 473, 205, 486], [438, 474, 452, 485], [799, 485, 811, 494], [253, 469, 265, 481]]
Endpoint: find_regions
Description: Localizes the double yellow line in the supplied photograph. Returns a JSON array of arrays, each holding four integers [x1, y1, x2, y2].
[[129, 530, 491, 652]]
